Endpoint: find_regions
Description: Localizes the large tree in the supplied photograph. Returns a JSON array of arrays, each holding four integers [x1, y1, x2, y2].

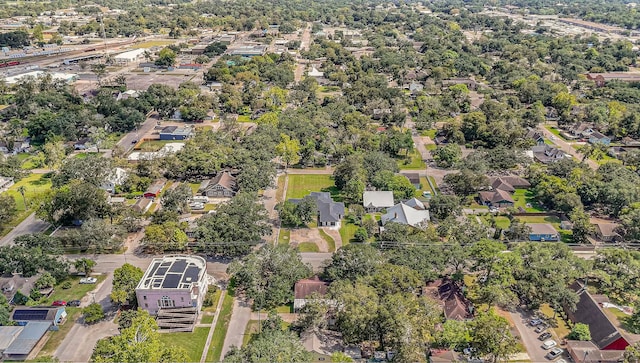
[[38, 180, 112, 226], [468, 309, 519, 363], [110, 263, 144, 307], [228, 245, 311, 309]]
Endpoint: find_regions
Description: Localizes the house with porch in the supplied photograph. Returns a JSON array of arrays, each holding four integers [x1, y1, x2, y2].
[[289, 192, 344, 227], [198, 171, 237, 198], [478, 189, 514, 208]]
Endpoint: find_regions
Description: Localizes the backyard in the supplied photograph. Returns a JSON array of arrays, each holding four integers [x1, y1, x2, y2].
[[285, 174, 338, 200], [512, 189, 546, 212], [339, 221, 357, 245], [38, 275, 107, 305], [396, 149, 425, 170]]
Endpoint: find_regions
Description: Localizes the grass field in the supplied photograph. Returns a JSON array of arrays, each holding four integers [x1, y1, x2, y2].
[[319, 229, 336, 252], [540, 304, 571, 339], [297, 242, 319, 252], [201, 314, 214, 324], [420, 129, 437, 138], [512, 189, 546, 212], [397, 149, 426, 170], [38, 275, 107, 305], [278, 229, 291, 245], [206, 291, 234, 362], [35, 307, 81, 359], [285, 174, 338, 199], [6, 174, 52, 211], [133, 40, 175, 48], [237, 115, 252, 123], [158, 327, 209, 362], [339, 222, 358, 245], [275, 175, 286, 202], [202, 289, 222, 313]]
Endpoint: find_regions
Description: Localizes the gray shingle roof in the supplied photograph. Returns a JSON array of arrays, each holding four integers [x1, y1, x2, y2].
[[3, 321, 51, 355]]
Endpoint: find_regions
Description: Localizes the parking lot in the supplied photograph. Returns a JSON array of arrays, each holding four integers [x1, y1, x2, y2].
[[511, 308, 571, 363]]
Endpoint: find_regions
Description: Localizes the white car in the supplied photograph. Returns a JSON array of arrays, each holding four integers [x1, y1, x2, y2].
[[546, 348, 563, 360], [542, 340, 557, 350], [79, 277, 97, 284]]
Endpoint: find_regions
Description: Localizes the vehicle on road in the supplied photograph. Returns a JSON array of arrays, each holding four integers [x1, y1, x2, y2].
[[542, 340, 558, 350], [52, 300, 67, 306], [529, 318, 543, 326], [546, 348, 563, 360], [80, 277, 97, 284], [132, 139, 138, 144], [68, 300, 81, 307], [538, 332, 552, 341]]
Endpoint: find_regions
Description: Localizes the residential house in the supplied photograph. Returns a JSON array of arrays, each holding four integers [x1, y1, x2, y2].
[[564, 282, 630, 362], [0, 177, 14, 192], [143, 179, 167, 199], [159, 126, 194, 141], [289, 192, 344, 227], [11, 307, 67, 326], [301, 330, 343, 361], [593, 222, 621, 242], [401, 173, 421, 189], [525, 128, 545, 146], [442, 77, 477, 90], [136, 255, 209, 316], [100, 167, 128, 193], [293, 276, 330, 312], [0, 322, 52, 360], [526, 223, 559, 241], [381, 202, 430, 228], [589, 131, 612, 145], [532, 144, 568, 164], [569, 123, 595, 138], [490, 175, 531, 193], [133, 198, 153, 214], [403, 197, 426, 210], [362, 191, 394, 212], [435, 279, 473, 321], [13, 137, 30, 153], [478, 189, 514, 208], [622, 136, 640, 146], [73, 138, 92, 150], [409, 82, 424, 96], [608, 146, 628, 159], [198, 171, 237, 198]]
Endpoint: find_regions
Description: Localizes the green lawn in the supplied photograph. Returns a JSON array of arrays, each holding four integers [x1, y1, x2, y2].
[[285, 174, 338, 200], [35, 307, 82, 359], [206, 291, 234, 362], [414, 176, 431, 198], [243, 320, 260, 346], [481, 215, 511, 229], [397, 149, 425, 170], [237, 115, 252, 122], [6, 173, 53, 211], [158, 327, 209, 363], [512, 189, 546, 212], [319, 229, 336, 252], [189, 182, 201, 194], [201, 314, 214, 324], [594, 153, 622, 165], [276, 175, 286, 203], [318, 86, 340, 92], [427, 176, 439, 194], [425, 144, 437, 151], [297, 242, 319, 252], [278, 229, 290, 245], [339, 221, 358, 245], [202, 289, 222, 313], [74, 152, 99, 159], [545, 125, 567, 140], [38, 275, 107, 305], [420, 129, 437, 138], [540, 304, 571, 339]]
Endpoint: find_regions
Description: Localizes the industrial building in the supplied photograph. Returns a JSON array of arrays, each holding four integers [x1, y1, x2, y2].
[[114, 48, 146, 64]]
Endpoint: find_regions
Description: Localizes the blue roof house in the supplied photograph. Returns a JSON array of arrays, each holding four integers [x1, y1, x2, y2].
[[526, 223, 559, 242]]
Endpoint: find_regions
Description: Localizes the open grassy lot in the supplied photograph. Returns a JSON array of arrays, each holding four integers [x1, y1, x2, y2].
[[278, 229, 290, 245], [6, 173, 52, 210], [237, 115, 252, 123], [35, 307, 82, 359], [319, 229, 336, 252], [158, 327, 209, 362], [206, 291, 234, 362], [285, 174, 338, 199], [297, 242, 319, 252], [132, 40, 175, 48], [512, 189, 546, 212], [397, 149, 425, 170], [38, 275, 107, 305], [339, 221, 358, 246]]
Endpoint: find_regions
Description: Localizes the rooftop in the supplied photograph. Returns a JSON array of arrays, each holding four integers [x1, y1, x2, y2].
[[3, 321, 51, 356], [137, 255, 207, 290], [363, 191, 394, 209], [294, 276, 329, 300], [526, 223, 558, 235]]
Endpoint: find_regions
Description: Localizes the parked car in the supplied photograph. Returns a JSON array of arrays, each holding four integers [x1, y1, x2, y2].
[[67, 300, 81, 307], [190, 202, 205, 210], [535, 324, 547, 333], [542, 340, 558, 350], [52, 300, 67, 306], [546, 348, 563, 360], [80, 277, 97, 284], [538, 332, 552, 341], [529, 318, 543, 326]]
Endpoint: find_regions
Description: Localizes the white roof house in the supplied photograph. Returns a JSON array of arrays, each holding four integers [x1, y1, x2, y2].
[[101, 167, 128, 193], [308, 66, 324, 77], [363, 191, 394, 210], [381, 202, 430, 228], [128, 143, 185, 161]]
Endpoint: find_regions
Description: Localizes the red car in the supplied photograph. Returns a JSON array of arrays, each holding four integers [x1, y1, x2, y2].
[[52, 300, 67, 306]]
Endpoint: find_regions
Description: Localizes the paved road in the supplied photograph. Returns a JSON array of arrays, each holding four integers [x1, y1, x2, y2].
[[116, 114, 159, 154], [537, 124, 598, 170], [0, 212, 49, 246], [294, 23, 312, 82]]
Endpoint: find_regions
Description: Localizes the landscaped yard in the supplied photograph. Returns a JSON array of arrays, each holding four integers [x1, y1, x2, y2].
[[35, 307, 82, 359], [319, 229, 336, 252], [512, 189, 546, 212], [158, 327, 209, 363], [201, 314, 214, 324], [397, 149, 425, 170], [339, 221, 358, 245], [206, 291, 234, 362], [539, 304, 571, 339], [420, 129, 437, 139], [74, 152, 100, 159], [202, 289, 222, 313], [38, 275, 107, 305], [297, 242, 319, 252], [545, 125, 567, 140], [285, 174, 338, 200], [480, 215, 511, 229]]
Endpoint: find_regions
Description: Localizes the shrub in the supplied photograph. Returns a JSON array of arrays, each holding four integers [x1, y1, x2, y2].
[[83, 303, 105, 324], [61, 281, 72, 289], [203, 285, 219, 307]]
